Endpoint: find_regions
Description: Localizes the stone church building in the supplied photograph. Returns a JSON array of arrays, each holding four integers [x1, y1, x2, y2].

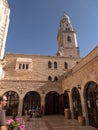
[[0, 0, 98, 128]]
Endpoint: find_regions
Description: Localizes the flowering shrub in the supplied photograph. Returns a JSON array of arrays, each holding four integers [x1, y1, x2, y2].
[[6, 117, 25, 130]]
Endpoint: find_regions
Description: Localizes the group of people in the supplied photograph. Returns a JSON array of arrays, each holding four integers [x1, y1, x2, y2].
[[26, 105, 44, 118], [0, 95, 8, 130]]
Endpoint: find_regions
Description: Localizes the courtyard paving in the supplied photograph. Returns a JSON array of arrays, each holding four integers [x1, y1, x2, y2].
[[25, 115, 97, 130]]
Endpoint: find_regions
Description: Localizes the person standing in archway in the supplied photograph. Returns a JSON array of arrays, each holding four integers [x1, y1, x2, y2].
[[0, 95, 7, 130]]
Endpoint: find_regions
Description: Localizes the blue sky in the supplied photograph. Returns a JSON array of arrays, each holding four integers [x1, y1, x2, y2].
[[6, 0, 98, 57]]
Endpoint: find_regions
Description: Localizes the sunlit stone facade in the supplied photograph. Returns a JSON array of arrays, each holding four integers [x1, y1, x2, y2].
[[0, 0, 98, 128]]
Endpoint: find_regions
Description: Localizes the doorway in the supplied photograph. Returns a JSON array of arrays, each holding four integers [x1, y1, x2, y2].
[[22, 91, 41, 115], [45, 91, 59, 115]]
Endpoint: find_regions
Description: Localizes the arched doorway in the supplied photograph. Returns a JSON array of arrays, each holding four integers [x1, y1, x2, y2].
[[4, 91, 19, 116], [86, 81, 98, 128], [59, 91, 70, 115], [22, 91, 41, 115], [72, 87, 82, 119], [45, 91, 59, 115]]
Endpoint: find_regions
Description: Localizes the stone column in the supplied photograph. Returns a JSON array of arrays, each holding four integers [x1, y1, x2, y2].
[[81, 90, 89, 125], [40, 93, 45, 115], [18, 95, 23, 116], [69, 92, 74, 119]]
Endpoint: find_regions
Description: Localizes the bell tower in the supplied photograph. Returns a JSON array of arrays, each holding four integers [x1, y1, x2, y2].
[[57, 14, 80, 58], [0, 0, 10, 60], [0, 0, 10, 79]]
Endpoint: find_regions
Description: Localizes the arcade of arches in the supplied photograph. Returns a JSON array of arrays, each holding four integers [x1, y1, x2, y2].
[[3, 81, 98, 128], [0, 2, 98, 128]]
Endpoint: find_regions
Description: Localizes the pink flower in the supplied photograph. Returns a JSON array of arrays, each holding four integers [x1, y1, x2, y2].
[[6, 118, 25, 130], [6, 119, 14, 125], [19, 124, 25, 130]]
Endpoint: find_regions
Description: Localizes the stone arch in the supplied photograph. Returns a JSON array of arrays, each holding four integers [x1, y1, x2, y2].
[[22, 91, 41, 115], [59, 91, 70, 115], [3, 91, 19, 116], [84, 81, 98, 128], [45, 91, 59, 115], [71, 87, 82, 119]]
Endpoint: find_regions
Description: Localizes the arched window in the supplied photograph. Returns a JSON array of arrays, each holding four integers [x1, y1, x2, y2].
[[54, 76, 58, 81], [72, 88, 82, 119], [86, 82, 98, 128], [64, 62, 68, 69], [48, 61, 52, 68], [54, 62, 57, 69], [48, 76, 52, 81], [4, 91, 19, 116], [67, 36, 71, 42]]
